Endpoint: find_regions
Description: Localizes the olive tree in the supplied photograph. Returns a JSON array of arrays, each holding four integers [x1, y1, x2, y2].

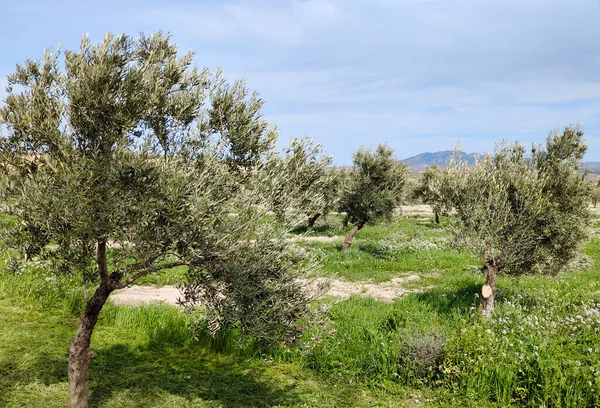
[[339, 144, 407, 251], [414, 165, 451, 224], [446, 125, 590, 317], [315, 166, 347, 227], [0, 33, 318, 408], [589, 177, 600, 208], [263, 137, 333, 227]]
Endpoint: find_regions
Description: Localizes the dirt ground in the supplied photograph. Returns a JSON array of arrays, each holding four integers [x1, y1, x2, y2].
[[111, 285, 184, 306], [111, 274, 422, 306], [110, 205, 438, 306], [399, 204, 434, 216]]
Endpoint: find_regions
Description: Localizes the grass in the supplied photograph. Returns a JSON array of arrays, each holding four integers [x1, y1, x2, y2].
[[1, 213, 600, 406], [0, 295, 427, 407], [303, 216, 479, 282]]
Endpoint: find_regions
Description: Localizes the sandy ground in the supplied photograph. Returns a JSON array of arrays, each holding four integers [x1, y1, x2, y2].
[[111, 285, 184, 306], [292, 236, 342, 243], [311, 274, 421, 302], [110, 206, 435, 306], [111, 274, 421, 306], [400, 204, 435, 216]]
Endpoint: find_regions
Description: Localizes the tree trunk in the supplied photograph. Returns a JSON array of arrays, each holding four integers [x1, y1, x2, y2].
[[68, 284, 112, 408], [307, 213, 321, 229], [435, 212, 440, 224], [68, 240, 116, 408], [341, 222, 364, 251], [480, 259, 498, 318]]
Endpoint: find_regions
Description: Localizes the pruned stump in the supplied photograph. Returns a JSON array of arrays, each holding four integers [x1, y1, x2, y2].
[[480, 284, 494, 318]]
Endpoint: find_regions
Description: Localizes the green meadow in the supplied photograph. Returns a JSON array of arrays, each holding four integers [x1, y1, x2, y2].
[[1, 212, 599, 407]]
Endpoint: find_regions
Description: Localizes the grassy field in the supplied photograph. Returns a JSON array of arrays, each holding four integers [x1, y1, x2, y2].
[[1, 212, 599, 407]]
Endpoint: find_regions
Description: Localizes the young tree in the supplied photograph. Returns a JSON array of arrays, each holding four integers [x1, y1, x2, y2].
[[339, 144, 407, 251], [589, 177, 600, 208], [446, 125, 590, 317], [414, 165, 450, 224], [312, 166, 346, 228], [263, 137, 332, 227], [0, 33, 317, 408]]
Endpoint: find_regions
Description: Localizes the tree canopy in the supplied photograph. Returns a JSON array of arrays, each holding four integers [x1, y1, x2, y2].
[[339, 144, 407, 250], [0, 32, 318, 408], [262, 137, 332, 227], [444, 125, 590, 316]]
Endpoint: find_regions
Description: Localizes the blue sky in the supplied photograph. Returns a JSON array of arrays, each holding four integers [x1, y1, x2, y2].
[[1, 0, 600, 164]]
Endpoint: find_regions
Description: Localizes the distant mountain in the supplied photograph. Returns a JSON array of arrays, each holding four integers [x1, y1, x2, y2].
[[401, 151, 480, 172], [583, 162, 600, 175], [402, 151, 600, 175]]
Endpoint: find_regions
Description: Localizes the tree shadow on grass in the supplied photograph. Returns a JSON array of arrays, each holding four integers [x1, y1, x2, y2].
[[291, 223, 345, 237], [355, 242, 389, 259], [88, 342, 302, 408], [413, 283, 482, 317], [2, 314, 303, 407], [10, 341, 301, 408]]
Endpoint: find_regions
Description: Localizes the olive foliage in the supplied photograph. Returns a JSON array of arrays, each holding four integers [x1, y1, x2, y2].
[[444, 125, 590, 315], [0, 32, 319, 408], [263, 137, 333, 227], [339, 144, 407, 250], [449, 126, 590, 275], [414, 164, 451, 223]]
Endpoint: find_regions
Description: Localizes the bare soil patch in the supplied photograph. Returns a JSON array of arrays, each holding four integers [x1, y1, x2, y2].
[[292, 236, 341, 243], [111, 285, 183, 306], [311, 274, 420, 302], [400, 204, 434, 217], [111, 274, 421, 306]]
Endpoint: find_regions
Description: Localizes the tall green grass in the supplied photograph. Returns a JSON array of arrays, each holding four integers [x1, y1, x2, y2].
[[1, 215, 600, 406]]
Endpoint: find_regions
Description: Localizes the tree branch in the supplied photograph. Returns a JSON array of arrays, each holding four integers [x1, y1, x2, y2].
[[123, 252, 164, 273]]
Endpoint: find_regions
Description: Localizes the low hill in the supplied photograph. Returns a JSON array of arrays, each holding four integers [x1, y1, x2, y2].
[[401, 151, 480, 172], [583, 162, 600, 175], [402, 151, 600, 175]]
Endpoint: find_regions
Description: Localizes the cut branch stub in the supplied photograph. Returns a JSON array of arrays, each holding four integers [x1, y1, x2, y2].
[[481, 284, 493, 299]]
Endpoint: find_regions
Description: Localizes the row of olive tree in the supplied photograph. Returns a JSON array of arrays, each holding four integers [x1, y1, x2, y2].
[[264, 141, 409, 252], [0, 33, 324, 408], [0, 31, 592, 407]]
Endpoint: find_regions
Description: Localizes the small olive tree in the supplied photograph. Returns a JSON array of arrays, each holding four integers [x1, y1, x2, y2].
[[0, 33, 318, 408], [263, 137, 332, 227], [414, 165, 451, 224], [315, 166, 347, 227], [589, 177, 600, 208], [446, 125, 590, 317], [339, 144, 407, 251]]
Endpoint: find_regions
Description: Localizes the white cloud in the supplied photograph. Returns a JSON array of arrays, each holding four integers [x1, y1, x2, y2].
[[140, 1, 344, 46], [2, 0, 600, 162]]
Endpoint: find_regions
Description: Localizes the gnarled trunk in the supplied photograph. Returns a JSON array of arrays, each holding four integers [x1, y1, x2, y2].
[[480, 258, 498, 318], [68, 240, 117, 408], [307, 213, 321, 229], [68, 284, 112, 408], [341, 222, 364, 251], [435, 212, 440, 224]]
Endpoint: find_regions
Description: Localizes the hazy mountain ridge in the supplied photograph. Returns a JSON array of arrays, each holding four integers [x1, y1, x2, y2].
[[402, 151, 600, 174], [401, 151, 480, 171]]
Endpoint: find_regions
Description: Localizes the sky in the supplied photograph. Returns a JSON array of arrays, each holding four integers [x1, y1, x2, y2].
[[1, 0, 600, 164]]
